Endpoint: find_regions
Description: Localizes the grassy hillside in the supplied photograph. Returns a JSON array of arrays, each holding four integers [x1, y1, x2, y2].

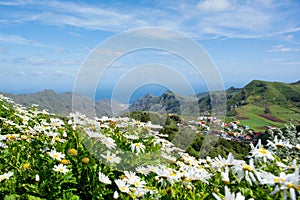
[[226, 80, 300, 130]]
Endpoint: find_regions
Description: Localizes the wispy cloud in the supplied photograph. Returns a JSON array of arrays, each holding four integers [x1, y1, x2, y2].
[[264, 57, 300, 65], [0, 46, 8, 55], [28, 58, 80, 66], [267, 45, 299, 52], [1, 0, 299, 39], [197, 0, 230, 12], [2, 56, 80, 66], [0, 0, 33, 6], [14, 71, 25, 76], [129, 28, 186, 40], [30, 69, 76, 77], [0, 33, 34, 45], [0, 33, 50, 47]]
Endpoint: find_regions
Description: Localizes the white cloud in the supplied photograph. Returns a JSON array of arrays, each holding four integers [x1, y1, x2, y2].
[[1, 0, 300, 40], [31, 69, 76, 77], [0, 33, 33, 45], [2, 56, 80, 66], [14, 71, 25, 76], [0, 33, 50, 48], [93, 48, 123, 57], [32, 1, 140, 32], [32, 70, 45, 76], [0, 46, 8, 55], [264, 57, 300, 65], [197, 0, 231, 12], [284, 34, 294, 41], [28, 58, 80, 66], [0, 0, 33, 6], [69, 31, 82, 37], [53, 47, 68, 53], [130, 28, 186, 40], [267, 45, 299, 52]]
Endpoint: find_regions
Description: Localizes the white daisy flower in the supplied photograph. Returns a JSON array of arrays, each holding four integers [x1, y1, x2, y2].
[[115, 179, 130, 193], [0, 171, 13, 182], [276, 159, 298, 171], [101, 151, 121, 164], [123, 134, 139, 140], [53, 164, 69, 174], [249, 140, 274, 162], [136, 166, 150, 176], [259, 168, 299, 200], [35, 174, 40, 182], [98, 172, 112, 184], [267, 136, 293, 149], [213, 186, 250, 200], [101, 136, 116, 149], [221, 166, 230, 184], [113, 191, 119, 199], [0, 142, 8, 148], [185, 167, 212, 183], [130, 142, 146, 154], [48, 149, 65, 161], [232, 159, 260, 186], [85, 129, 103, 138], [212, 153, 245, 169]]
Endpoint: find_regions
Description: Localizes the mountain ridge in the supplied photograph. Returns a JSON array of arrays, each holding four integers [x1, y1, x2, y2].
[[2, 89, 128, 117], [2, 79, 299, 129]]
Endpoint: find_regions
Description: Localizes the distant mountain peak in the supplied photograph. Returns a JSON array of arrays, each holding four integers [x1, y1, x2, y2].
[[144, 93, 154, 98], [290, 80, 300, 85], [4, 90, 127, 117]]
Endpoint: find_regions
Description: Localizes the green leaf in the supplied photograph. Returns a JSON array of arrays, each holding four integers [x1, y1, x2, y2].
[[4, 194, 20, 200]]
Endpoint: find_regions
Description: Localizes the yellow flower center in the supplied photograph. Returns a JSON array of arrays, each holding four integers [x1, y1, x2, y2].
[[120, 186, 127, 192], [58, 167, 64, 172], [108, 156, 113, 161], [53, 154, 59, 159], [169, 172, 177, 177], [243, 165, 251, 171], [134, 181, 140, 187], [259, 148, 268, 155], [287, 183, 295, 189], [274, 177, 284, 183]]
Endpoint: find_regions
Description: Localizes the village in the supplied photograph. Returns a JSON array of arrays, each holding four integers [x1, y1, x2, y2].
[[100, 113, 272, 146], [178, 116, 273, 145]]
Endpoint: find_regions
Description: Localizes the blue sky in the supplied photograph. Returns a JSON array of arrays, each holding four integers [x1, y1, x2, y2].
[[0, 0, 300, 100]]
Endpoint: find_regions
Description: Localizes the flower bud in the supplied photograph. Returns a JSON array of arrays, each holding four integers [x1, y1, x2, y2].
[[68, 148, 78, 156], [82, 157, 90, 164]]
